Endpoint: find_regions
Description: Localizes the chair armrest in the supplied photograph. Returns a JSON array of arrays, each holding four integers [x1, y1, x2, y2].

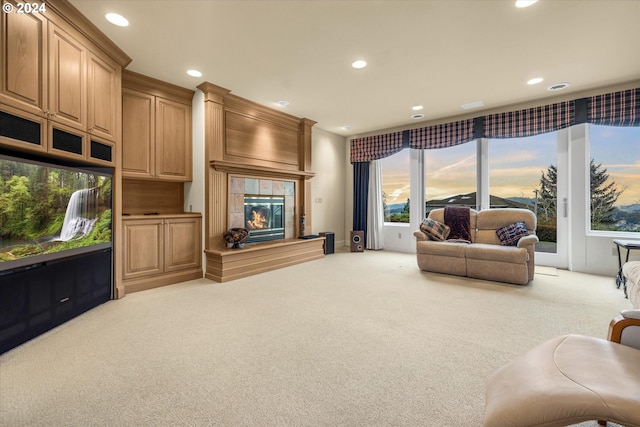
[[608, 312, 640, 349], [517, 235, 539, 247], [414, 231, 429, 241]]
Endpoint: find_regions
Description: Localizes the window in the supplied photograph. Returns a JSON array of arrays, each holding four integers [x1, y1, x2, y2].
[[490, 132, 558, 252], [588, 125, 640, 233], [380, 149, 410, 222], [425, 142, 476, 214]]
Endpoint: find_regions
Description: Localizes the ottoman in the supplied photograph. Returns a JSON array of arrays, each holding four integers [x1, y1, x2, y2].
[[483, 334, 640, 427]]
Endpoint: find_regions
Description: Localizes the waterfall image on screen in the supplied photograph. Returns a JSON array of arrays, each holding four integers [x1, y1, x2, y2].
[[0, 154, 112, 271]]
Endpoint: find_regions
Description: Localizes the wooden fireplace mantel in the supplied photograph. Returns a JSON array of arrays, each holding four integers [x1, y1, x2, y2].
[[199, 81, 321, 282], [210, 160, 315, 180]]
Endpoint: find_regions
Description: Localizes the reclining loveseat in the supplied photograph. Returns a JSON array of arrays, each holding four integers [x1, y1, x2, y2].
[[413, 207, 538, 285]]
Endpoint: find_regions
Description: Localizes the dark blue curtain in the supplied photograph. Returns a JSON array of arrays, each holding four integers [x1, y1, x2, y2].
[[353, 162, 369, 244]]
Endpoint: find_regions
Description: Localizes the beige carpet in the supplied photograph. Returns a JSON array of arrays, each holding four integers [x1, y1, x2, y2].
[[0, 250, 632, 427]]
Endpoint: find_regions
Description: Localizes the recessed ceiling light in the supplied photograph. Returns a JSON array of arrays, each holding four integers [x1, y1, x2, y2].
[[411, 114, 425, 120], [352, 60, 367, 69], [515, 0, 538, 8], [276, 100, 289, 107], [547, 82, 571, 91], [412, 105, 424, 111], [527, 77, 544, 85], [461, 101, 485, 110], [105, 13, 129, 27], [342, 125, 351, 130], [187, 69, 202, 78]]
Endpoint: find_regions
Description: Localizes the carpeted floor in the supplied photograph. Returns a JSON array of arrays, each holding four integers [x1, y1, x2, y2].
[[0, 250, 632, 426]]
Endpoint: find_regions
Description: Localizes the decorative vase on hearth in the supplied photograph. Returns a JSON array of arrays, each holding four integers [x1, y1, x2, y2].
[[224, 227, 249, 249]]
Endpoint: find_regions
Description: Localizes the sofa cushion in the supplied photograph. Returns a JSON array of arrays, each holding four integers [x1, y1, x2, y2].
[[420, 218, 450, 241], [465, 243, 528, 264], [496, 222, 529, 246], [416, 240, 467, 258], [476, 208, 536, 245]]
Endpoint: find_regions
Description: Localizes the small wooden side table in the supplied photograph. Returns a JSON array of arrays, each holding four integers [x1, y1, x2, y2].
[[613, 239, 640, 298]]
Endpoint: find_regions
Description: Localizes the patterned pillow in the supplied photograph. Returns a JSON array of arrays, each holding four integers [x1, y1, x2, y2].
[[496, 222, 529, 246], [420, 218, 451, 241]]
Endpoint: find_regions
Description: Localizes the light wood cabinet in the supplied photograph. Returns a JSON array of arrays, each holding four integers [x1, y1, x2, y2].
[[164, 218, 202, 272], [123, 218, 164, 281], [122, 71, 193, 182], [0, 1, 122, 165], [87, 52, 120, 142], [0, 6, 48, 116], [155, 97, 191, 180], [48, 21, 87, 131], [122, 214, 202, 293], [122, 88, 155, 178]]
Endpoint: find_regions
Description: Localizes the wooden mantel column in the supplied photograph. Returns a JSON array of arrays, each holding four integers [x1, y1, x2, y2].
[[196, 82, 231, 251], [299, 118, 317, 234]]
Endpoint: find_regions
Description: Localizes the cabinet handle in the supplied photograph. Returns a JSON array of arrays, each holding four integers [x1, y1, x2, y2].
[[60, 297, 70, 303]]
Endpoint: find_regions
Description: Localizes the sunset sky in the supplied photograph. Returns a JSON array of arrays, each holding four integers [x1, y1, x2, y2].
[[382, 125, 640, 207]]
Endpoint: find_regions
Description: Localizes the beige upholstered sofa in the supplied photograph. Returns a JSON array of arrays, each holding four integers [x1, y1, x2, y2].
[[413, 208, 538, 285], [622, 261, 640, 308]]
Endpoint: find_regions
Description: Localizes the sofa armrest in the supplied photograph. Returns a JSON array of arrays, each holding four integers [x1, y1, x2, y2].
[[414, 230, 429, 242], [517, 235, 539, 247]]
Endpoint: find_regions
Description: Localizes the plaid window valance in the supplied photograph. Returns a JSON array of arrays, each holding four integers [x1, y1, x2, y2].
[[409, 119, 475, 149], [349, 87, 639, 163], [350, 131, 404, 163], [484, 101, 574, 139], [588, 88, 640, 126]]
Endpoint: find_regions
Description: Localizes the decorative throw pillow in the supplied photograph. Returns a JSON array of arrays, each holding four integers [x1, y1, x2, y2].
[[420, 218, 450, 241], [496, 222, 529, 246]]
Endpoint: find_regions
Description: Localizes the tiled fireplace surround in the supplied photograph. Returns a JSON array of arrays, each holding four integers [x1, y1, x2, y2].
[[228, 176, 296, 239]]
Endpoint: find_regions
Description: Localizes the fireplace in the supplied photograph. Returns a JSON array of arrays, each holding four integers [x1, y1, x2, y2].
[[244, 195, 285, 243]]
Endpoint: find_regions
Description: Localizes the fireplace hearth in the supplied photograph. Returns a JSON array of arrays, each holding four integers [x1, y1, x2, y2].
[[244, 195, 285, 243]]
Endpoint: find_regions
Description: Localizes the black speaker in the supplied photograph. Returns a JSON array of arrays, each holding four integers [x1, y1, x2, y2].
[[350, 230, 364, 252], [319, 232, 334, 255]]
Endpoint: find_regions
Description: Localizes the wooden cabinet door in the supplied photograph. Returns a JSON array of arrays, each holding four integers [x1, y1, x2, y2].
[[122, 88, 155, 178], [123, 219, 164, 280], [0, 4, 48, 116], [87, 52, 119, 142], [164, 218, 202, 272], [155, 97, 191, 181], [48, 22, 86, 131]]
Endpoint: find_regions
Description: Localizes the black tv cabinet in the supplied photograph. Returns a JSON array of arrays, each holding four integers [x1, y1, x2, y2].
[[0, 249, 112, 354]]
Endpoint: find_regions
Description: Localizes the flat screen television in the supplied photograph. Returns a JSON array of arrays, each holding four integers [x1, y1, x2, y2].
[[0, 151, 113, 273]]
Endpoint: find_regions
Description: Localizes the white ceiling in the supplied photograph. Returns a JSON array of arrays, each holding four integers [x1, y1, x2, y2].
[[69, 0, 640, 137]]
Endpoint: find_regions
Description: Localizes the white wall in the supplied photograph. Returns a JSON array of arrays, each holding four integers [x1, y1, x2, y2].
[[311, 128, 347, 248], [382, 223, 413, 252], [184, 90, 206, 269]]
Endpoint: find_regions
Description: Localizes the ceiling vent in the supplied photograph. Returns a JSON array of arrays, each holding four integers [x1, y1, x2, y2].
[[547, 82, 571, 92]]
